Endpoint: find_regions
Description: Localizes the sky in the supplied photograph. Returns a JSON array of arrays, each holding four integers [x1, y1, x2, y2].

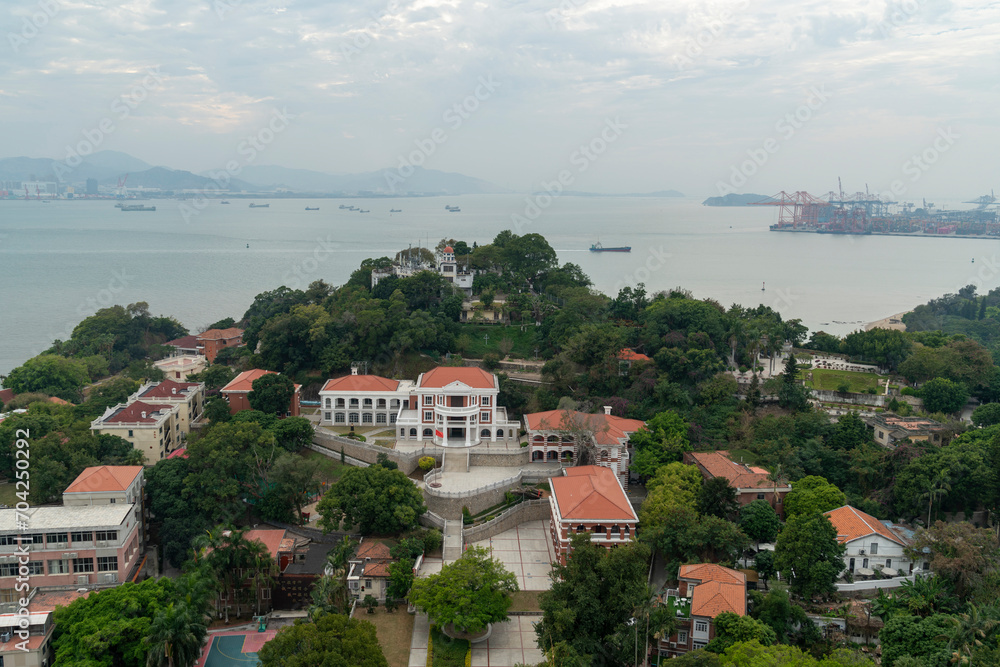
[[2, 0, 997, 199]]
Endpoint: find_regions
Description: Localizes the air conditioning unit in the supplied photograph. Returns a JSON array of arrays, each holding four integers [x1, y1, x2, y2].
[[77, 575, 89, 585], [0, 632, 11, 643], [858, 549, 866, 555], [96, 541, 108, 548], [68, 553, 78, 558], [101, 573, 116, 583]]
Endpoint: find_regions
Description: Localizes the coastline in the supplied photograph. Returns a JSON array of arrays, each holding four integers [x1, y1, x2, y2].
[[864, 311, 910, 332]]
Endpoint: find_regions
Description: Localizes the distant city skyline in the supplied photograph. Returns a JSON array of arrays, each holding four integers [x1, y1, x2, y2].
[[2, 0, 996, 199]]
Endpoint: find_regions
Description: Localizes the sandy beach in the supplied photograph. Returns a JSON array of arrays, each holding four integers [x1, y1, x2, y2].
[[864, 311, 910, 331]]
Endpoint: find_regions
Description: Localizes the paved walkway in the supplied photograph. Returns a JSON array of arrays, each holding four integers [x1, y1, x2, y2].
[[469, 520, 555, 591], [407, 612, 546, 667]]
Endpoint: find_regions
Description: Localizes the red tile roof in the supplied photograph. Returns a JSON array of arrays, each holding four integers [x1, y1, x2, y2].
[[418, 366, 495, 390], [28, 588, 90, 612], [64, 466, 143, 494], [617, 348, 652, 362], [525, 410, 645, 446], [322, 375, 400, 392], [138, 379, 199, 399], [104, 401, 173, 424], [48, 396, 70, 405], [678, 564, 747, 618], [222, 369, 300, 394], [686, 451, 786, 491], [0, 389, 14, 405], [679, 563, 746, 586], [824, 506, 906, 546], [167, 447, 189, 459], [443, 245, 454, 253], [167, 334, 199, 349], [197, 327, 244, 341], [244, 529, 287, 559], [551, 466, 637, 522], [356, 540, 392, 560]]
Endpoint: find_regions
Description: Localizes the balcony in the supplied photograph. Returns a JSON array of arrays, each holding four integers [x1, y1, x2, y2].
[[434, 403, 479, 417]]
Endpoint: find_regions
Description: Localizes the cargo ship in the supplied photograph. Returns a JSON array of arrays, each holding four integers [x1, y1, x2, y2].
[[120, 204, 156, 212], [590, 242, 630, 252], [249, 203, 269, 208], [305, 207, 319, 211]]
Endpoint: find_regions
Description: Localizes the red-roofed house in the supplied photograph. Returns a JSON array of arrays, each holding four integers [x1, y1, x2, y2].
[[684, 451, 791, 516], [196, 327, 244, 362], [0, 589, 89, 667], [0, 389, 14, 406], [548, 465, 638, 564], [90, 401, 180, 463], [210, 528, 305, 617], [133, 379, 205, 432], [318, 369, 414, 428], [63, 465, 146, 547], [823, 506, 928, 577], [166, 334, 200, 356], [347, 540, 398, 602], [617, 348, 652, 374], [657, 564, 748, 657], [524, 408, 644, 489], [221, 370, 301, 417], [395, 366, 519, 446], [153, 354, 207, 382]]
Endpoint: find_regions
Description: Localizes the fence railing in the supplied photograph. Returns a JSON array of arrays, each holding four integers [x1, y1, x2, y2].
[[462, 499, 548, 542], [312, 430, 436, 467], [423, 471, 524, 498]]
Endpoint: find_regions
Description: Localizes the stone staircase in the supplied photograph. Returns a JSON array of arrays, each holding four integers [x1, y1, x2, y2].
[[442, 519, 464, 562], [443, 449, 468, 473]]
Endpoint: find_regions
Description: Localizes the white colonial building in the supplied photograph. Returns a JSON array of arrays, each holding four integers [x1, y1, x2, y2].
[[370, 245, 474, 296], [824, 505, 930, 578], [318, 371, 415, 427]]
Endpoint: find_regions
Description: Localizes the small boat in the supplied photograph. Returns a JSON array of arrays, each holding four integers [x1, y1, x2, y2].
[[358, 209, 370, 213], [246, 243, 250, 248], [390, 209, 402, 213], [445, 205, 460, 211], [305, 207, 320, 211], [249, 203, 269, 208], [120, 204, 156, 212], [221, 200, 230, 204], [339, 204, 349, 209], [589, 242, 630, 252], [761, 282, 765, 291], [114, 202, 124, 208]]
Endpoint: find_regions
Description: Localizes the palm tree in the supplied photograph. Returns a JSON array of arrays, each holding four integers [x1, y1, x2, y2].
[[767, 463, 784, 511], [145, 601, 208, 667], [309, 574, 348, 619], [922, 472, 952, 527], [944, 604, 999, 665]]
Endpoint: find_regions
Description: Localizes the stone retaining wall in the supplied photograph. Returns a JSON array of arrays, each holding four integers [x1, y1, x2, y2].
[[312, 430, 436, 474], [462, 499, 550, 544], [425, 482, 522, 520], [469, 449, 530, 467], [811, 390, 886, 407]]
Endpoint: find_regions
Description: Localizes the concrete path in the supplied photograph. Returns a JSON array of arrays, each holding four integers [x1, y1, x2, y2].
[[470, 520, 554, 591], [443, 520, 464, 561]]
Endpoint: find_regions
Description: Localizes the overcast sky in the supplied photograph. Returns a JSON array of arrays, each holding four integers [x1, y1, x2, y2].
[[2, 0, 996, 198]]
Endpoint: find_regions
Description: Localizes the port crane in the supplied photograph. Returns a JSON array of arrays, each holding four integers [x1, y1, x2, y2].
[[116, 174, 129, 199]]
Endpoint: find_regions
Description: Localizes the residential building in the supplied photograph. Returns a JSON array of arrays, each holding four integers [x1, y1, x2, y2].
[[824, 505, 930, 577], [165, 334, 200, 357], [617, 348, 652, 374], [196, 328, 244, 362], [132, 380, 205, 433], [212, 529, 304, 618], [459, 298, 507, 324], [347, 540, 396, 602], [658, 564, 747, 658], [153, 354, 207, 381], [0, 589, 89, 667], [63, 466, 146, 546], [395, 366, 519, 446], [684, 451, 791, 517], [436, 246, 474, 294], [318, 371, 414, 427], [0, 504, 143, 592], [90, 401, 179, 463], [861, 415, 948, 449], [220, 369, 301, 417], [371, 245, 474, 296], [525, 408, 644, 489], [548, 465, 638, 565]]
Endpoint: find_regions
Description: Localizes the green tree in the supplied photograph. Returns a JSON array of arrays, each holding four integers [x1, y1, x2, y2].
[[907, 521, 1000, 599], [828, 411, 871, 450], [190, 526, 278, 621], [248, 372, 295, 415], [698, 476, 739, 520], [972, 402, 1000, 427], [146, 457, 210, 567], [308, 575, 348, 619], [754, 550, 777, 590], [738, 500, 782, 549], [629, 410, 692, 478], [52, 578, 177, 666], [316, 465, 427, 535], [191, 364, 235, 390], [783, 476, 846, 520], [5, 353, 91, 400], [638, 462, 701, 526], [145, 599, 209, 667], [920, 377, 969, 414], [257, 614, 389, 667], [705, 612, 776, 654], [774, 512, 845, 599], [409, 545, 519, 633], [386, 558, 415, 601], [203, 395, 231, 424], [879, 614, 955, 667]]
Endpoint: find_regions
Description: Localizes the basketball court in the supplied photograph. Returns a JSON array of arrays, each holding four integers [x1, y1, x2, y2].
[[196, 630, 277, 667]]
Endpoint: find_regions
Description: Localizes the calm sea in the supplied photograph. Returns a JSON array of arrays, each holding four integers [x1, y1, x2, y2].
[[0, 195, 994, 379]]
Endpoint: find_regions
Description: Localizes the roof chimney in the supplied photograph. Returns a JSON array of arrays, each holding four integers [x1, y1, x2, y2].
[[140, 411, 147, 419], [603, 406, 612, 415], [351, 365, 358, 376]]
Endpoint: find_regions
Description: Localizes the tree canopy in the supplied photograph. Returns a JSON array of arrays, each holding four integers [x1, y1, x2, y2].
[[258, 613, 389, 667], [783, 476, 846, 520], [774, 512, 845, 599], [316, 464, 426, 534]]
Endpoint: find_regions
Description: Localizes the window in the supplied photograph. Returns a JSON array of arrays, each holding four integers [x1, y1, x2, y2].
[[46, 532, 68, 545], [73, 558, 95, 573], [390, 414, 397, 424], [678, 631, 688, 643], [349, 399, 359, 408], [336, 398, 345, 408], [424, 395, 433, 406], [694, 621, 708, 633], [96, 530, 118, 541], [923, 561, 929, 570], [481, 429, 490, 437], [409, 429, 417, 437], [97, 556, 118, 572], [400, 429, 406, 437], [481, 412, 489, 422], [757, 493, 765, 500], [335, 413, 345, 424], [0, 589, 16, 603], [885, 559, 892, 568], [424, 411, 433, 421], [481, 396, 490, 406], [349, 413, 359, 423], [693, 642, 707, 650], [324, 398, 331, 408], [26, 561, 43, 575], [48, 559, 70, 574], [423, 428, 433, 437], [128, 430, 134, 437], [0, 564, 17, 577], [376, 414, 386, 424], [862, 558, 868, 568], [362, 413, 373, 423], [365, 579, 372, 588], [324, 412, 331, 421], [110, 498, 116, 504], [870, 543, 878, 555], [363, 398, 373, 407]]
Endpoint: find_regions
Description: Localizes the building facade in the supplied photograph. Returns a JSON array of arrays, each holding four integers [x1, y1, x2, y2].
[[347, 540, 396, 602], [524, 408, 643, 489], [195, 328, 244, 362], [318, 372, 414, 427], [153, 355, 207, 382], [220, 369, 301, 417], [548, 466, 638, 565], [90, 401, 179, 464], [684, 451, 792, 517], [861, 415, 948, 449], [132, 380, 205, 433], [63, 466, 146, 547], [824, 505, 930, 577], [658, 564, 747, 658]]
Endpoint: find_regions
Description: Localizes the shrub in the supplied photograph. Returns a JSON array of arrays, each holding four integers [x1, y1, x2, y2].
[[482, 353, 501, 370], [363, 594, 378, 613], [422, 528, 443, 554], [419, 456, 436, 472], [836, 382, 851, 394], [462, 506, 473, 525], [900, 386, 918, 396]]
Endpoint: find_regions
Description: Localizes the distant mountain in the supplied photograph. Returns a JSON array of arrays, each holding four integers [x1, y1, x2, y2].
[[702, 193, 768, 206], [81, 150, 153, 174], [229, 165, 341, 192], [127, 167, 257, 192]]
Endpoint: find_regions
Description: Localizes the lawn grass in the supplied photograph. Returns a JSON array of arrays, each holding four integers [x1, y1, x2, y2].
[[456, 324, 539, 359], [802, 368, 887, 393], [300, 449, 347, 483], [353, 606, 414, 667], [430, 625, 470, 667], [0, 483, 19, 507], [509, 590, 543, 612]]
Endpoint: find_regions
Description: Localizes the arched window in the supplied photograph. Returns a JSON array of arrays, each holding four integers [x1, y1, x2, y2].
[[592, 525, 605, 534], [349, 413, 359, 424], [363, 398, 373, 408], [532, 451, 543, 461], [509, 430, 515, 438], [335, 398, 345, 408], [349, 398, 359, 408], [547, 435, 559, 442], [334, 413, 345, 424], [423, 428, 433, 437], [533, 436, 544, 443], [400, 429, 405, 437], [324, 398, 331, 408], [610, 525, 621, 534], [376, 399, 386, 409], [600, 450, 609, 459], [481, 429, 490, 437], [496, 429, 503, 438], [547, 451, 559, 461], [576, 525, 586, 533], [409, 428, 417, 437], [561, 451, 573, 461]]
